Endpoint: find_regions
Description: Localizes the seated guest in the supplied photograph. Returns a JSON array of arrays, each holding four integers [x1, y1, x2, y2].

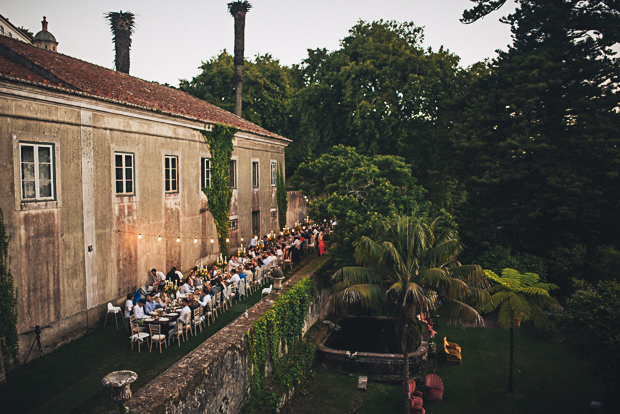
[[168, 299, 191, 340], [185, 266, 198, 285], [229, 269, 241, 288], [160, 292, 171, 305], [151, 268, 166, 289], [276, 246, 283, 262], [124, 293, 134, 324], [208, 265, 219, 280], [144, 295, 163, 314], [198, 286, 212, 306], [227, 256, 240, 272], [133, 299, 146, 320], [178, 281, 192, 295], [239, 266, 249, 284]]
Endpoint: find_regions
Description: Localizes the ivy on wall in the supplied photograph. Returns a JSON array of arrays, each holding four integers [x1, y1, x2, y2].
[[245, 278, 316, 413], [276, 162, 287, 230], [200, 123, 237, 257], [0, 207, 19, 364]]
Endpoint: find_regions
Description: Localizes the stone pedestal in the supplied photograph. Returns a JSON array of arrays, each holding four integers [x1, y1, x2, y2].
[[102, 370, 138, 413]]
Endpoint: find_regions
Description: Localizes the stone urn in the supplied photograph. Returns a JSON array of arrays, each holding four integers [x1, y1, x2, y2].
[[102, 370, 138, 413], [272, 268, 285, 290]]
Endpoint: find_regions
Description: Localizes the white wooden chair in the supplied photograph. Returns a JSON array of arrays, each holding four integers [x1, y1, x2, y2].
[[129, 319, 149, 352], [148, 323, 167, 353], [262, 285, 273, 297], [192, 307, 202, 334]]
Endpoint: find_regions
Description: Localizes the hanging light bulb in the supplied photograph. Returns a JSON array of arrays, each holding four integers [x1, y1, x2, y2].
[[194, 238, 198, 243], [241, 237, 244, 242], [226, 238, 229, 243], [280, 232, 283, 235], [210, 238, 214, 243], [138, 233, 142, 239], [176, 237, 180, 243], [158, 236, 161, 241]]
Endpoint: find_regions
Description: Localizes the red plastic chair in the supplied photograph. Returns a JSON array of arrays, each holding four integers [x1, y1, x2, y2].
[[403, 379, 424, 409], [424, 374, 444, 402]]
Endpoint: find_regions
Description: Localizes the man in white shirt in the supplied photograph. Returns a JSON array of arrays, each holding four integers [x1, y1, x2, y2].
[[227, 256, 240, 272], [228, 271, 241, 288], [133, 299, 146, 320], [178, 282, 192, 295], [151, 268, 166, 289], [168, 299, 191, 340]]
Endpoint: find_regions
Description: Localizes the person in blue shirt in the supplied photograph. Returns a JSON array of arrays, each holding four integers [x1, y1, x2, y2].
[[144, 295, 163, 314]]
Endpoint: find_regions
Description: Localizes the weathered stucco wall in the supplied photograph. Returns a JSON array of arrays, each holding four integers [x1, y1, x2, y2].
[[0, 81, 288, 364], [128, 274, 321, 414], [286, 190, 307, 228]]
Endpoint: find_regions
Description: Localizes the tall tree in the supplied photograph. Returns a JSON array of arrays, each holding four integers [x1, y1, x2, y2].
[[227, 1, 252, 117], [331, 215, 490, 413], [452, 0, 620, 255], [105, 11, 136, 74], [484, 268, 559, 393]]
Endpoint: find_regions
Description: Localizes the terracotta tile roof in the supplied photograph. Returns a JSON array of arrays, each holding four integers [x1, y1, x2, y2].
[[0, 35, 289, 142]]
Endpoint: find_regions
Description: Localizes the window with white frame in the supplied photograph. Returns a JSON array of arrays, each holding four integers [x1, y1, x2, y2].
[[230, 218, 239, 230], [229, 159, 237, 188], [252, 161, 259, 189], [115, 153, 134, 195], [20, 143, 54, 200], [201, 158, 211, 189], [270, 161, 277, 186], [164, 155, 178, 193]]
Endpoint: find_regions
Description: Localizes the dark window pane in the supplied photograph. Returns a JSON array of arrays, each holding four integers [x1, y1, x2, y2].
[[125, 155, 132, 167], [38, 146, 51, 163], [125, 167, 132, 180], [165, 157, 170, 169], [23, 181, 35, 198], [126, 181, 133, 193], [39, 180, 52, 198], [116, 180, 123, 193], [165, 180, 170, 192], [21, 145, 34, 163], [116, 167, 123, 180], [22, 162, 35, 182], [39, 163, 51, 181], [171, 157, 176, 169]]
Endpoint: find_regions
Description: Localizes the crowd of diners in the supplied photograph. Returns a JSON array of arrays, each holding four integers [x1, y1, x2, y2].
[[124, 222, 333, 343]]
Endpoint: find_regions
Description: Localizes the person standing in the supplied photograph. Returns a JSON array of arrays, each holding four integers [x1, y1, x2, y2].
[[318, 233, 325, 256]]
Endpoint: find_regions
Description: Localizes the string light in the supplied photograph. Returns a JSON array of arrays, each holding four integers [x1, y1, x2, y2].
[[225, 238, 229, 243], [211, 238, 214, 243], [158, 236, 161, 241], [241, 237, 244, 242], [194, 238, 198, 243], [138, 233, 142, 239], [176, 237, 181, 243]]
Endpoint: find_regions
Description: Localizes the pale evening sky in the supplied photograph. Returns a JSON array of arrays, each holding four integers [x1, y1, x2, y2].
[[2, 0, 518, 87]]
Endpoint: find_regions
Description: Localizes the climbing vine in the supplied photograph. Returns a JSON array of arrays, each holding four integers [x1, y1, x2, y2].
[[245, 278, 316, 413], [276, 162, 287, 230], [200, 123, 237, 257], [0, 207, 19, 364]]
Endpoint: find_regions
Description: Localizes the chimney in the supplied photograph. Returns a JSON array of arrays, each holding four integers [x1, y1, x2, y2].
[[42, 16, 48, 31]]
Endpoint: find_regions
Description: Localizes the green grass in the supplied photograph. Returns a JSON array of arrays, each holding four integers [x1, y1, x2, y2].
[[0, 252, 320, 414], [284, 323, 609, 414]]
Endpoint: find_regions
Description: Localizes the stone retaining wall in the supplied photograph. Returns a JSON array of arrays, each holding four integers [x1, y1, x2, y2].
[[127, 270, 320, 414]]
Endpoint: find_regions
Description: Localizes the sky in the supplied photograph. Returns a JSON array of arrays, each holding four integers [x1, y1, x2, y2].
[[3, 0, 518, 87]]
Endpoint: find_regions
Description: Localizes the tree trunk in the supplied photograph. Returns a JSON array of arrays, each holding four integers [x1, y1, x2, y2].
[[507, 326, 514, 393], [233, 11, 246, 117], [0, 344, 6, 385], [403, 351, 409, 414]]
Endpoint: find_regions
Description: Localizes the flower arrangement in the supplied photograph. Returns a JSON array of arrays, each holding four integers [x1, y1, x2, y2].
[[198, 268, 209, 278], [164, 281, 178, 294]]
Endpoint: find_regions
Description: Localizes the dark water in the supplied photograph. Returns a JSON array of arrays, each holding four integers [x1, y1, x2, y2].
[[324, 318, 401, 354]]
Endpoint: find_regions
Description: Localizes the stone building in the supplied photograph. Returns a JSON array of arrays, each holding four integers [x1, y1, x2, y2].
[[0, 13, 33, 44], [0, 35, 289, 362], [32, 17, 58, 52]]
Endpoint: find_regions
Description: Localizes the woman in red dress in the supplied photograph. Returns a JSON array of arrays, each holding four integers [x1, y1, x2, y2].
[[318, 233, 325, 256]]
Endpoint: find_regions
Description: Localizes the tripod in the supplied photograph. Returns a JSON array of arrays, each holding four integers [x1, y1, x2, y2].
[[23, 325, 51, 365]]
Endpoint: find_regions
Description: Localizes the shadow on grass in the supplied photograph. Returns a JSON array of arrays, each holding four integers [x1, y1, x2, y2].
[[1, 252, 320, 414]]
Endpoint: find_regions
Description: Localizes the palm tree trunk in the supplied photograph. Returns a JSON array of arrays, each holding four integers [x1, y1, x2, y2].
[[232, 10, 246, 117], [403, 351, 409, 414], [507, 326, 514, 393]]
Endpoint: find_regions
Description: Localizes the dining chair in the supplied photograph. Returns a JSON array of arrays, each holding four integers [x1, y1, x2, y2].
[[129, 319, 149, 352], [148, 323, 167, 353]]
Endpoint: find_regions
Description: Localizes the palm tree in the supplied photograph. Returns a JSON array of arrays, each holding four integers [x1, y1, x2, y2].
[[105, 11, 136, 74], [484, 268, 560, 393], [331, 214, 490, 414], [227, 1, 252, 117]]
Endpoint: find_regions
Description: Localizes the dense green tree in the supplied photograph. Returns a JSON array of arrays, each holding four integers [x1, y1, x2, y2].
[[331, 215, 490, 413], [452, 0, 620, 255], [291, 145, 429, 271], [179, 51, 298, 139], [484, 269, 559, 393], [227, 0, 252, 117], [290, 21, 472, 208], [104, 11, 136, 74], [561, 279, 620, 400]]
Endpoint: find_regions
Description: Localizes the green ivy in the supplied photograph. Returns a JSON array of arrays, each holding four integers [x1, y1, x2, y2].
[[276, 162, 287, 230], [0, 207, 19, 364], [200, 124, 237, 257], [245, 278, 316, 413]]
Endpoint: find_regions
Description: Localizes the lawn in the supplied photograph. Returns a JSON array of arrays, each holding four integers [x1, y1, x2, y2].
[[0, 252, 320, 414], [284, 322, 608, 414]]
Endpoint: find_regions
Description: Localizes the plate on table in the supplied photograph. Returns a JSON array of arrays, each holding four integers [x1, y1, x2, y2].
[[159, 317, 169, 322], [149, 311, 157, 316], [176, 308, 183, 312], [144, 318, 155, 322], [167, 313, 178, 316]]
